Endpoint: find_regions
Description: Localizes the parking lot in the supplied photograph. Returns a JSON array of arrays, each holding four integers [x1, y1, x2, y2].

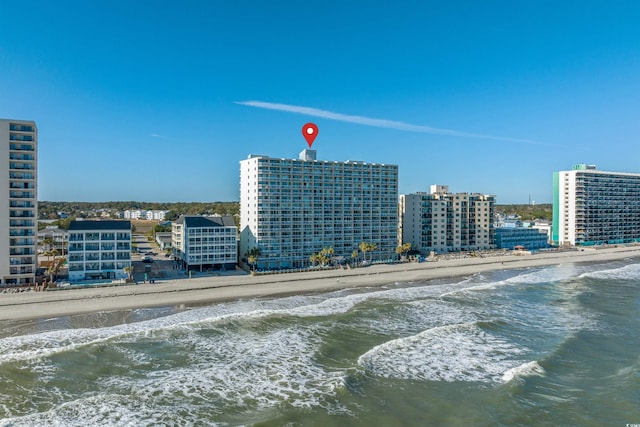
[[131, 233, 178, 283]]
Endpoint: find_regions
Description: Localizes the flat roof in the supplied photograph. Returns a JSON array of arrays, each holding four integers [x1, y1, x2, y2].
[[68, 220, 131, 231]]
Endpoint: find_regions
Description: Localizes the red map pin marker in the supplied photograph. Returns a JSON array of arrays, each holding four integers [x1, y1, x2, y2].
[[302, 123, 318, 147]]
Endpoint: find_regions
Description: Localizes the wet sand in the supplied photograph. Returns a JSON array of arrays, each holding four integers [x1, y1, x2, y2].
[[1, 246, 638, 321]]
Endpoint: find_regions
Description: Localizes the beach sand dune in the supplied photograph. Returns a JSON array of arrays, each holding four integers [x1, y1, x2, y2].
[[1, 246, 638, 322]]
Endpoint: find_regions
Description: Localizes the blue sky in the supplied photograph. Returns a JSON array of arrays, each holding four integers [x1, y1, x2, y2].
[[2, 1, 639, 203]]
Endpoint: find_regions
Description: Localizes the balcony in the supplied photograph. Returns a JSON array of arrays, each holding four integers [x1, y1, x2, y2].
[[10, 191, 34, 198], [10, 239, 33, 247], [10, 211, 34, 218], [10, 201, 34, 208], [10, 249, 34, 256], [9, 154, 34, 161], [9, 164, 34, 171], [10, 267, 34, 275], [9, 134, 33, 141], [10, 124, 34, 132], [9, 172, 34, 180], [10, 257, 34, 265]]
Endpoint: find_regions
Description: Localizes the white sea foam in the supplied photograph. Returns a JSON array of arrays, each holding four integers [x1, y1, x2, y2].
[[1, 323, 346, 426], [579, 262, 640, 280], [357, 322, 528, 383], [441, 264, 589, 299], [353, 298, 477, 336], [501, 360, 545, 383], [0, 277, 493, 366]]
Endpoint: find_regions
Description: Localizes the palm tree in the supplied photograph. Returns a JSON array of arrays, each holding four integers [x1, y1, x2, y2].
[[124, 266, 134, 281], [351, 249, 359, 267], [396, 243, 412, 260], [359, 242, 377, 263], [309, 253, 319, 266], [245, 248, 262, 271]]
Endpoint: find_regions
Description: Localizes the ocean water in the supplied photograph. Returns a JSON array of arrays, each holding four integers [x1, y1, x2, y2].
[[0, 259, 639, 426]]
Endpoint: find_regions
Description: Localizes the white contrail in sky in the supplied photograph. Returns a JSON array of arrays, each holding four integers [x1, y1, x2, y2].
[[235, 100, 538, 144]]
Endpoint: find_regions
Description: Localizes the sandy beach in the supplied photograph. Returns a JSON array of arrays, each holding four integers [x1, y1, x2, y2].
[[1, 246, 639, 322]]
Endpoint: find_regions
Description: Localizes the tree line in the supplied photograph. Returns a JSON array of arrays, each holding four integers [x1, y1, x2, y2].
[[38, 201, 240, 222]]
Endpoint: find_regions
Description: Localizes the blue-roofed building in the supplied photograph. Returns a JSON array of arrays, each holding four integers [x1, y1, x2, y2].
[[495, 227, 549, 250]]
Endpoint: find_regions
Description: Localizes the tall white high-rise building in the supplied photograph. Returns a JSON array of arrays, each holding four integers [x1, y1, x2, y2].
[[399, 185, 495, 254], [553, 164, 640, 245], [0, 119, 38, 286], [240, 149, 398, 269]]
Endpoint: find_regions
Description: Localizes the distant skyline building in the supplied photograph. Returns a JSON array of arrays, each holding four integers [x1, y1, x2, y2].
[[172, 215, 237, 271], [553, 164, 640, 245], [399, 185, 496, 254], [239, 149, 398, 269], [123, 209, 169, 221], [0, 119, 37, 286], [67, 220, 132, 282]]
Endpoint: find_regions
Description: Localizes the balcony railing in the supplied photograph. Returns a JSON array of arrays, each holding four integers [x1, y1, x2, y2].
[[9, 134, 33, 141], [9, 154, 34, 161], [10, 144, 34, 151], [10, 124, 34, 132], [10, 201, 34, 208], [10, 249, 34, 256], [9, 172, 34, 180]]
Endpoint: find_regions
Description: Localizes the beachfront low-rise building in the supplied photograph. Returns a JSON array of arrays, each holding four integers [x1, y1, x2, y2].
[[553, 164, 640, 245], [67, 220, 132, 281], [38, 227, 68, 255], [495, 227, 549, 250], [399, 185, 495, 254], [172, 215, 237, 271]]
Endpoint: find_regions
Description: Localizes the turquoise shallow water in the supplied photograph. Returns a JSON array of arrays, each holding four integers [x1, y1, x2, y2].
[[0, 259, 639, 426]]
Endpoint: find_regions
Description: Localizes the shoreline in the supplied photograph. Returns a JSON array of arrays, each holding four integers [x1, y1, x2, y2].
[[1, 246, 639, 322]]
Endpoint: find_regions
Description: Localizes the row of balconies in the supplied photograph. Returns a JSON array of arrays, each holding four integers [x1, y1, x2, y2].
[[10, 257, 34, 265], [9, 266, 33, 275], [9, 163, 34, 171], [68, 252, 130, 260], [9, 134, 33, 141], [68, 262, 130, 272], [68, 234, 130, 242], [9, 212, 34, 219], [10, 248, 34, 256], [9, 191, 34, 198], [10, 220, 34, 227], [9, 143, 34, 151], [9, 172, 35, 180], [69, 243, 130, 251], [10, 238, 33, 247], [9, 153, 34, 161], [10, 229, 34, 237], [10, 124, 35, 132], [9, 201, 35, 208]]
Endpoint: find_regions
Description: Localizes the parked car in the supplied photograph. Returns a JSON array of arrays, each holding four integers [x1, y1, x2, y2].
[[142, 256, 154, 263]]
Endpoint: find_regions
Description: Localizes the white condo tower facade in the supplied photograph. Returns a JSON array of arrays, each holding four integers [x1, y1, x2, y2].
[[0, 119, 38, 286], [240, 149, 398, 269]]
